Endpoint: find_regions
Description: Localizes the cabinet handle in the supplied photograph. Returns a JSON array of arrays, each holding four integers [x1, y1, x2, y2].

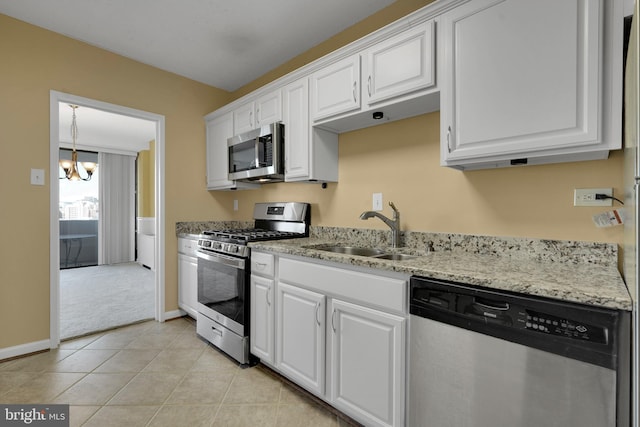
[[353, 81, 357, 103], [446, 126, 452, 153], [266, 287, 271, 306], [255, 262, 267, 271], [211, 326, 223, 337], [256, 108, 260, 124], [315, 303, 321, 326], [331, 309, 336, 332], [250, 111, 253, 128], [367, 75, 371, 97]]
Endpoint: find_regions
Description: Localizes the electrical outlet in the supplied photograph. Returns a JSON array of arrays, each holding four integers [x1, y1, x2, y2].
[[233, 199, 239, 211], [573, 188, 613, 207], [373, 193, 383, 211]]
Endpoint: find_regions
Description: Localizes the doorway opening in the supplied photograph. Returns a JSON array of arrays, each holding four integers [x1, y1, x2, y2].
[[49, 91, 166, 347]]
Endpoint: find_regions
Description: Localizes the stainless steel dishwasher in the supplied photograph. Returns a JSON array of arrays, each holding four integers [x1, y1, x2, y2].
[[408, 277, 630, 427]]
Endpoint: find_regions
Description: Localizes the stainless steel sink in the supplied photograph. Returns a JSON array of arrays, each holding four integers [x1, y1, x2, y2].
[[304, 245, 418, 261], [312, 246, 386, 257], [372, 253, 417, 261]]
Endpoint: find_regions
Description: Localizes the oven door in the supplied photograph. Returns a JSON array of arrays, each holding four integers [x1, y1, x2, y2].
[[196, 249, 247, 337]]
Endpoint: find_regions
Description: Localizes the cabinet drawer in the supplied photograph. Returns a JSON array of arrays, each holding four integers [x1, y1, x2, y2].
[[279, 258, 406, 314], [251, 251, 275, 277], [178, 237, 198, 257], [196, 312, 248, 364]]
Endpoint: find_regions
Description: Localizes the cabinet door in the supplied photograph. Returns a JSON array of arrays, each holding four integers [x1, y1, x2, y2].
[[206, 112, 235, 190], [178, 254, 198, 318], [440, 0, 603, 166], [310, 55, 361, 121], [250, 275, 275, 364], [233, 102, 255, 135], [329, 299, 405, 427], [276, 282, 326, 395], [283, 77, 310, 180], [363, 21, 435, 106], [255, 91, 282, 126]]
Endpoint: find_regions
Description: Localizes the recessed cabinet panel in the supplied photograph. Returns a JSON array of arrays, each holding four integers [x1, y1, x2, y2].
[[311, 55, 361, 121], [283, 78, 310, 180], [329, 299, 405, 427], [250, 275, 274, 364], [364, 21, 435, 106], [178, 252, 198, 319], [255, 91, 282, 126], [440, 0, 607, 167], [276, 282, 326, 395], [233, 102, 255, 135]]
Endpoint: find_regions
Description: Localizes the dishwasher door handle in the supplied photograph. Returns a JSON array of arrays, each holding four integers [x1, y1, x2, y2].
[[473, 297, 510, 311]]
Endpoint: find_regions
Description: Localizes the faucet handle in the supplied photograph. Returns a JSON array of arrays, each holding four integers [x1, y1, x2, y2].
[[389, 201, 398, 213]]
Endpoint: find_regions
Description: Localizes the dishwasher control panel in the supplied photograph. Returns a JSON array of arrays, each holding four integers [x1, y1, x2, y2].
[[525, 309, 607, 344], [411, 282, 610, 345]]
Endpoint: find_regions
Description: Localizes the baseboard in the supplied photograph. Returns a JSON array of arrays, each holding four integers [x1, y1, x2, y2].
[[164, 309, 185, 321], [0, 339, 50, 362]]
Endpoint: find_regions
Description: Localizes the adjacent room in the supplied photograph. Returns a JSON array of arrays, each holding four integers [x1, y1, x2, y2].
[[57, 102, 157, 339]]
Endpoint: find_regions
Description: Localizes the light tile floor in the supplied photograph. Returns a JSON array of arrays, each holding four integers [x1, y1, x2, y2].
[[0, 318, 360, 427]]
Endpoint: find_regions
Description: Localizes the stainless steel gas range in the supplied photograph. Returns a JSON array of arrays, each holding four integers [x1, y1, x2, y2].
[[195, 202, 310, 364]]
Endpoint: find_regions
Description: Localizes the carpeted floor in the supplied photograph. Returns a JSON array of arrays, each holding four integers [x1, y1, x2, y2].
[[60, 262, 155, 340]]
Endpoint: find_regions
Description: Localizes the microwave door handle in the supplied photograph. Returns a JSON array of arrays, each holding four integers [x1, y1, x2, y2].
[[253, 136, 260, 168]]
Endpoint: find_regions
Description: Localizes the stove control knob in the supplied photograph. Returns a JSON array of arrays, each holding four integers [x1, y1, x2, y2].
[[229, 245, 239, 253]]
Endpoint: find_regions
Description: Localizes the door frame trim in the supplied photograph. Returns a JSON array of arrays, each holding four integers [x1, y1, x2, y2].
[[49, 90, 166, 347]]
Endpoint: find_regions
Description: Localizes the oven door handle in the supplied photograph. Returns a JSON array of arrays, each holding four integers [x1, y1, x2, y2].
[[197, 250, 245, 269]]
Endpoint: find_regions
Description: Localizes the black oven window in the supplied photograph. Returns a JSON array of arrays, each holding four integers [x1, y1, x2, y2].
[[198, 260, 245, 324]]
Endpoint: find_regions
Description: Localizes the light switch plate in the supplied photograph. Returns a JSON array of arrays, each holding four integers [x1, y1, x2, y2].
[[31, 168, 45, 186], [373, 193, 383, 211]]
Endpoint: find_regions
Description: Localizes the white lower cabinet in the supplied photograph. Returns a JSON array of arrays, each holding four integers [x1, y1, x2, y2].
[[178, 237, 198, 318], [250, 255, 407, 427], [329, 299, 405, 427], [250, 275, 275, 364], [276, 282, 326, 395]]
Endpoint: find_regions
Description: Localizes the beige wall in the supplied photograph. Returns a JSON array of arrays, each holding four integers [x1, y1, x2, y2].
[[137, 141, 155, 218], [0, 0, 624, 352], [0, 13, 230, 349], [214, 113, 624, 243]]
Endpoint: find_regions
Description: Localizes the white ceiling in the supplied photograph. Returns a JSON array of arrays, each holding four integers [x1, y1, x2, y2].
[[58, 103, 156, 154], [0, 0, 395, 92]]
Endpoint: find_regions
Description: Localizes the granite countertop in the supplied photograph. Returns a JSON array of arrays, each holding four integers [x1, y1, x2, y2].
[[175, 222, 631, 311], [248, 235, 632, 311]]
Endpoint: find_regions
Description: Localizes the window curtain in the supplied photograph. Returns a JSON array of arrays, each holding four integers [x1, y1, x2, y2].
[[98, 152, 136, 265]]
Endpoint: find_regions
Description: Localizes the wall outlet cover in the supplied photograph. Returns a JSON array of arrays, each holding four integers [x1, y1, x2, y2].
[[573, 188, 613, 207]]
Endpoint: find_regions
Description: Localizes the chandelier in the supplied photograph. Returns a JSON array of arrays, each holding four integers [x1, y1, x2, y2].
[[59, 105, 97, 181]]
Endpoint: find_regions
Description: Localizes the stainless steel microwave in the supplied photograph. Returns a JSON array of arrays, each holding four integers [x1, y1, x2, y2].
[[227, 122, 284, 182]]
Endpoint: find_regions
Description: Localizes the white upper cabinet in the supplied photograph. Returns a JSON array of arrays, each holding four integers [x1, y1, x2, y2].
[[310, 22, 438, 133], [283, 78, 310, 180], [233, 90, 282, 135], [205, 112, 258, 190], [440, 0, 622, 169], [283, 77, 339, 182], [362, 21, 435, 107], [310, 55, 361, 122]]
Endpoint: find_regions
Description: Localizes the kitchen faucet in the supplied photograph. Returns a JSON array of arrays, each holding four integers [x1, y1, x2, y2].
[[360, 201, 401, 248]]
